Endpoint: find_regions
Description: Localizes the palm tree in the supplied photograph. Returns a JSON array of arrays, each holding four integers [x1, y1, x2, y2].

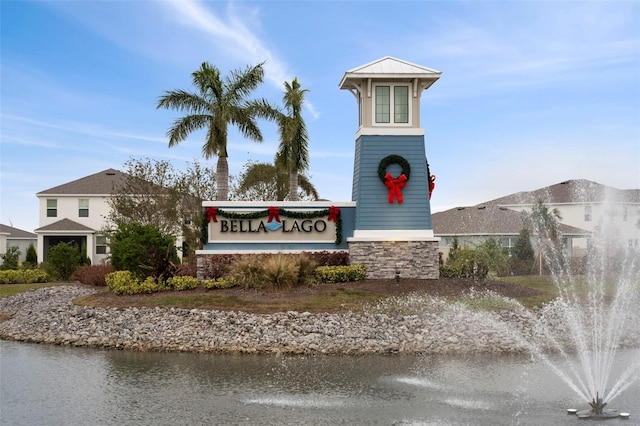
[[274, 78, 310, 201], [232, 161, 319, 201], [523, 199, 563, 275], [157, 62, 266, 201]]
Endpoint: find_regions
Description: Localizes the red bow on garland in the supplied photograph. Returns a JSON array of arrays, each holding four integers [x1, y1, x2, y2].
[[429, 175, 436, 200], [206, 207, 218, 223], [268, 206, 281, 223], [327, 205, 340, 222], [384, 173, 408, 204]]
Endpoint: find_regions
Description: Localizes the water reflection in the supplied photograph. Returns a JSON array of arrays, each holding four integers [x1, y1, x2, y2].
[[1, 341, 638, 425]]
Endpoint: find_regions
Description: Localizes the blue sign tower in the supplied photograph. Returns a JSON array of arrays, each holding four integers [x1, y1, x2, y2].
[[339, 57, 441, 279]]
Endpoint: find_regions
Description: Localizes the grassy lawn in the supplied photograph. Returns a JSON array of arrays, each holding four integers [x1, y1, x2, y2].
[[0, 282, 69, 298]]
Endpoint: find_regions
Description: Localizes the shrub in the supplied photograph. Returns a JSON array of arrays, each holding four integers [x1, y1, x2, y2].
[[0, 246, 21, 270], [296, 253, 318, 286], [306, 251, 349, 266], [0, 269, 49, 284], [25, 243, 38, 266], [201, 254, 239, 279], [230, 256, 266, 290], [74, 264, 113, 286], [105, 271, 160, 295], [22, 269, 50, 283], [175, 255, 197, 277], [167, 275, 198, 291], [439, 248, 488, 280], [202, 276, 237, 290], [314, 264, 366, 283], [262, 254, 299, 291], [45, 242, 82, 280], [109, 222, 179, 283]]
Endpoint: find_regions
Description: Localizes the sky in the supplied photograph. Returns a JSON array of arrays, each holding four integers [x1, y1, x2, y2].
[[1, 0, 639, 233]]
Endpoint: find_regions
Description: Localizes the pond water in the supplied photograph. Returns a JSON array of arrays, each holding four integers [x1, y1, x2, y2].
[[1, 341, 638, 425]]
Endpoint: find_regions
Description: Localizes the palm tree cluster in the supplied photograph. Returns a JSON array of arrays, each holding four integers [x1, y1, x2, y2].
[[156, 62, 315, 202]]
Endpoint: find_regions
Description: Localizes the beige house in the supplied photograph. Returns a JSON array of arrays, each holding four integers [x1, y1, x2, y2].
[[433, 179, 640, 259]]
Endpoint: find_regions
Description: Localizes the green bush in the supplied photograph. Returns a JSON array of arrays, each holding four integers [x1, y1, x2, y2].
[[21, 269, 50, 283], [0, 269, 50, 284], [314, 264, 366, 283], [25, 243, 38, 267], [0, 246, 21, 270], [44, 242, 82, 280], [167, 275, 198, 291], [105, 271, 160, 295], [109, 222, 179, 283], [441, 239, 511, 280], [202, 276, 238, 290]]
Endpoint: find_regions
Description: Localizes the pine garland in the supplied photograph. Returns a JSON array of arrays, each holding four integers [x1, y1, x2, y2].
[[201, 207, 342, 245]]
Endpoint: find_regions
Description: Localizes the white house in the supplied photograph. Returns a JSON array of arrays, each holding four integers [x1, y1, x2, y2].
[[34, 169, 126, 265], [0, 224, 37, 263], [433, 179, 640, 259]]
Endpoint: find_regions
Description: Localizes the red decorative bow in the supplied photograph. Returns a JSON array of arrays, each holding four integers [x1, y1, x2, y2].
[[429, 174, 436, 200], [327, 205, 340, 222], [206, 207, 218, 223], [384, 173, 408, 204], [268, 206, 281, 223]]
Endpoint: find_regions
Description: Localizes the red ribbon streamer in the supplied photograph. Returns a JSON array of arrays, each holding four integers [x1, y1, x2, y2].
[[429, 175, 436, 200], [268, 206, 281, 223], [327, 205, 340, 222], [206, 207, 218, 223], [384, 173, 407, 204]]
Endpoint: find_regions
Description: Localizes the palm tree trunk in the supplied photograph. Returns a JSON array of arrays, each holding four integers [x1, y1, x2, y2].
[[216, 156, 229, 201], [289, 167, 299, 201]]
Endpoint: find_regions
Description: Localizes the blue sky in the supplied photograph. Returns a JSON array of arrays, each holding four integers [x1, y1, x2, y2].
[[2, 0, 639, 232]]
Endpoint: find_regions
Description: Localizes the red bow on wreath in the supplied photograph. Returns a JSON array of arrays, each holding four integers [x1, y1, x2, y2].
[[268, 206, 281, 223], [206, 206, 218, 223], [327, 205, 340, 222], [384, 173, 408, 204]]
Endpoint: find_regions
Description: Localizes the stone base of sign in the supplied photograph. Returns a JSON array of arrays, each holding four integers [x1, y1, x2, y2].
[[348, 240, 440, 280]]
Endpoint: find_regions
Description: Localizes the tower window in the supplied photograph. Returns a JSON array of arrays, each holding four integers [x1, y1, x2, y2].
[[374, 84, 410, 125]]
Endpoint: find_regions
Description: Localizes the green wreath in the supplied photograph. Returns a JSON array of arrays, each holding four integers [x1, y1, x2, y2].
[[378, 155, 411, 183]]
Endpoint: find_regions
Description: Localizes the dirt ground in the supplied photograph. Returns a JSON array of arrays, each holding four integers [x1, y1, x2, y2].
[[219, 277, 545, 302], [85, 277, 545, 309]]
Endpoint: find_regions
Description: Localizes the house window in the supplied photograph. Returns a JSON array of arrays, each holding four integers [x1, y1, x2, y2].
[[46, 199, 57, 217], [79, 199, 89, 218], [584, 205, 592, 222], [374, 84, 410, 125], [96, 235, 107, 255]]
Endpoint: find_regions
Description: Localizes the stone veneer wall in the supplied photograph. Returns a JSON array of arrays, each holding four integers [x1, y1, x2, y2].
[[348, 240, 440, 280]]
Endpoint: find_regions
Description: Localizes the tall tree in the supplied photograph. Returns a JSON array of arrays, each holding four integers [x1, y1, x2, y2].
[[274, 78, 310, 201], [231, 161, 319, 201], [522, 199, 563, 275], [106, 157, 216, 255], [157, 62, 267, 201]]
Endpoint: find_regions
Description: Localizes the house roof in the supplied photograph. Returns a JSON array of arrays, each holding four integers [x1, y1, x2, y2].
[[37, 168, 127, 196], [35, 218, 96, 233], [339, 56, 441, 90], [0, 224, 36, 239], [432, 204, 589, 237], [483, 179, 640, 205]]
